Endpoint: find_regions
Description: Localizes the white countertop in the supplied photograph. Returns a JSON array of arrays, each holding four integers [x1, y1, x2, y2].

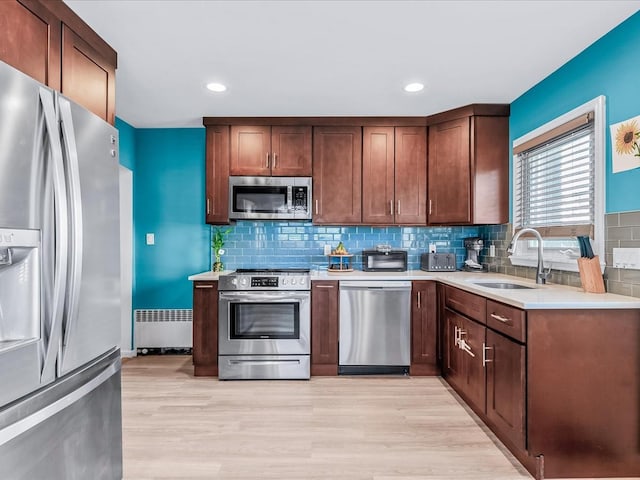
[[188, 269, 640, 310]]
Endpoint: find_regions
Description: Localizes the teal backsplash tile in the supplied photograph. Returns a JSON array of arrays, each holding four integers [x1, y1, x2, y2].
[[213, 221, 481, 270]]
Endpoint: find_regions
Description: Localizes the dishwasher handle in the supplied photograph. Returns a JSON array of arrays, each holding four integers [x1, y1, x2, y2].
[[339, 280, 412, 290]]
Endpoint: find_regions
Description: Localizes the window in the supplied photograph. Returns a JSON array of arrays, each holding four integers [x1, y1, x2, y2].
[[511, 96, 605, 272]]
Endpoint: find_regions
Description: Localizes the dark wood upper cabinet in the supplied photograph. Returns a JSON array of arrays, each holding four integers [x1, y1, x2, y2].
[[311, 280, 339, 376], [271, 126, 312, 176], [0, 0, 117, 125], [230, 125, 312, 176], [313, 126, 362, 225], [192, 281, 218, 377], [205, 126, 230, 225], [410, 281, 438, 375], [362, 126, 426, 225], [394, 127, 427, 224], [0, 0, 61, 90], [61, 24, 116, 124], [427, 105, 509, 225], [362, 127, 395, 224]]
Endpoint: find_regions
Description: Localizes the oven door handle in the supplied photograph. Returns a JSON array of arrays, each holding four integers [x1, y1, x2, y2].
[[219, 291, 310, 302]]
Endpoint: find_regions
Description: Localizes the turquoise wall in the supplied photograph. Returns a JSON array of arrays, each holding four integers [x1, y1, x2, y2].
[[510, 10, 640, 214], [115, 118, 136, 171], [133, 128, 209, 309]]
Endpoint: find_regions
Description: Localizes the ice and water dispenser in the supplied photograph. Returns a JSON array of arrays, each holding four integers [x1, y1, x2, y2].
[[0, 228, 42, 406]]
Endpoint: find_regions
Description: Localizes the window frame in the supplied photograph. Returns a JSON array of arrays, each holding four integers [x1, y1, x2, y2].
[[511, 96, 606, 273]]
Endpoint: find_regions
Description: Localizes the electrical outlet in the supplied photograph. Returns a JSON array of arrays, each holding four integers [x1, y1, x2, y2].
[[146, 233, 155, 245], [613, 247, 640, 269], [429, 243, 436, 253], [323, 244, 332, 255]]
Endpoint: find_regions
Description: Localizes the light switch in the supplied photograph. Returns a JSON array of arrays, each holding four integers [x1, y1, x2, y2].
[[613, 247, 640, 269], [146, 233, 155, 245]]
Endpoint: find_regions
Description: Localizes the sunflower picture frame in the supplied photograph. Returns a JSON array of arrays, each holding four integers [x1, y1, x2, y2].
[[610, 114, 640, 173]]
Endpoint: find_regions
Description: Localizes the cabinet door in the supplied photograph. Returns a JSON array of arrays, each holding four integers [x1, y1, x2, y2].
[[395, 126, 427, 224], [486, 329, 525, 449], [192, 281, 218, 376], [410, 281, 438, 375], [443, 309, 464, 390], [230, 125, 271, 175], [0, 0, 61, 90], [271, 126, 312, 176], [61, 25, 115, 124], [362, 127, 394, 224], [205, 126, 230, 224], [428, 117, 471, 224], [313, 126, 362, 224], [311, 281, 339, 375], [458, 315, 486, 413]]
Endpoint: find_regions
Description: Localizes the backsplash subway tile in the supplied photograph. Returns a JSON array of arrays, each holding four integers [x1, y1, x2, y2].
[[212, 221, 481, 271]]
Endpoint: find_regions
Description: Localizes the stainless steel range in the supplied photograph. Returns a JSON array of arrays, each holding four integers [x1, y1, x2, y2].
[[218, 269, 311, 380]]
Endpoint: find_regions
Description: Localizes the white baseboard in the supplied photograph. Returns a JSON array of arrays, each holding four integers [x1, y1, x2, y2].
[[120, 349, 137, 358]]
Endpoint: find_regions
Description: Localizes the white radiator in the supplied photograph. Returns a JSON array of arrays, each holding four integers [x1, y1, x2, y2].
[[134, 309, 193, 348]]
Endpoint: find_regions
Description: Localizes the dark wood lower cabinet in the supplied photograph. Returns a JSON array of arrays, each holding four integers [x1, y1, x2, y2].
[[457, 314, 486, 413], [311, 281, 339, 375], [527, 309, 640, 478], [192, 281, 218, 376], [410, 281, 438, 375], [485, 328, 525, 450]]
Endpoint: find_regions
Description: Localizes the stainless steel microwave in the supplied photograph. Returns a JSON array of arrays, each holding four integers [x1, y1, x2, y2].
[[229, 176, 312, 220]]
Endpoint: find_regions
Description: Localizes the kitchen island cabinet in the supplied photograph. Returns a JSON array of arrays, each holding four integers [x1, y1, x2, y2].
[[362, 127, 427, 225], [426, 104, 509, 225], [230, 125, 312, 176], [192, 281, 218, 376], [0, 0, 117, 124], [311, 280, 339, 375]]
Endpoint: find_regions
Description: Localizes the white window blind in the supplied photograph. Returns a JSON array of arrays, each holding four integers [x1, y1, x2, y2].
[[513, 114, 595, 238]]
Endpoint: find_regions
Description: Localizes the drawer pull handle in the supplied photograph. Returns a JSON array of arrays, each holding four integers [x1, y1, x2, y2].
[[417, 291, 421, 309], [490, 313, 511, 324], [195, 285, 214, 289], [314, 285, 334, 289]]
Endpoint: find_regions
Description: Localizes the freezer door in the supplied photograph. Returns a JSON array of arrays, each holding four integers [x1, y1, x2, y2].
[[0, 350, 122, 480], [58, 95, 120, 375]]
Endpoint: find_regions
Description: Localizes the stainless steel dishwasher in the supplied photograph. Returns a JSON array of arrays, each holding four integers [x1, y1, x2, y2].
[[339, 281, 411, 375]]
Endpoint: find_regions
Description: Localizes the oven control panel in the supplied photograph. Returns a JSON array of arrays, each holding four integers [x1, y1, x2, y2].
[[218, 271, 310, 291], [251, 277, 278, 288]]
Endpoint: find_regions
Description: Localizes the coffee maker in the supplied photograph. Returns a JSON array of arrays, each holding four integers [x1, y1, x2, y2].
[[463, 237, 484, 271]]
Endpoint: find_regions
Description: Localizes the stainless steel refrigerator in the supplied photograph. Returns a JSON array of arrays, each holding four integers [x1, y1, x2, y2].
[[0, 60, 122, 479]]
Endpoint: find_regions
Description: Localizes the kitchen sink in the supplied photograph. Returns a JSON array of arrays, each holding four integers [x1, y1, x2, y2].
[[472, 282, 536, 290]]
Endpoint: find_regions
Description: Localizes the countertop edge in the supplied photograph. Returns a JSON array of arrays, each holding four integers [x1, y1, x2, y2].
[[187, 270, 640, 309]]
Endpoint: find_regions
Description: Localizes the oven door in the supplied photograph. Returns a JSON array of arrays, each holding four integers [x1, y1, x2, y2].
[[218, 291, 310, 355]]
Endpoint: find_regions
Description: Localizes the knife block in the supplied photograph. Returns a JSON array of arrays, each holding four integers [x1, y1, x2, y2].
[[577, 256, 605, 293]]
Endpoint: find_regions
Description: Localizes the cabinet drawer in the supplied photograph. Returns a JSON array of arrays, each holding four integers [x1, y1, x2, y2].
[[486, 300, 525, 343], [444, 286, 486, 324]]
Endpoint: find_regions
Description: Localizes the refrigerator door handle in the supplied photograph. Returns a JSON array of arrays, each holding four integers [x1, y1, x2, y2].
[[39, 87, 69, 384], [58, 97, 84, 355]]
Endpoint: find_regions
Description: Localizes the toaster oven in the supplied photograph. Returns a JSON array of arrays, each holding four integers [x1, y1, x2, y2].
[[362, 250, 408, 272]]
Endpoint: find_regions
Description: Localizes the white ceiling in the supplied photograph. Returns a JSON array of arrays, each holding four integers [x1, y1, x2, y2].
[[65, 0, 639, 128]]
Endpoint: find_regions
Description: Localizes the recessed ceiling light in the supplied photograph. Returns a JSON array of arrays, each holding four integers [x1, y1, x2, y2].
[[206, 82, 227, 92], [404, 82, 424, 93]]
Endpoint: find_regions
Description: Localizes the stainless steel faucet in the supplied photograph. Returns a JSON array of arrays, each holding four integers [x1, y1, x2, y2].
[[507, 227, 551, 284]]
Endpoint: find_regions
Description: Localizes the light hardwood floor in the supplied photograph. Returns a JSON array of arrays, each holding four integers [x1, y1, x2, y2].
[[120, 356, 634, 480]]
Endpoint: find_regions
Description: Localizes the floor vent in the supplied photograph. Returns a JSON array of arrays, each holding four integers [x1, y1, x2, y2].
[[134, 309, 193, 348]]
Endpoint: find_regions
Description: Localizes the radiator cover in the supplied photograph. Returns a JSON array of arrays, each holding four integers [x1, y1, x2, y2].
[[134, 309, 193, 348]]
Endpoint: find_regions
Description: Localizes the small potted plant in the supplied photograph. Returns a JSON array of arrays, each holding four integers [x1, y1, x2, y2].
[[211, 227, 231, 272]]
